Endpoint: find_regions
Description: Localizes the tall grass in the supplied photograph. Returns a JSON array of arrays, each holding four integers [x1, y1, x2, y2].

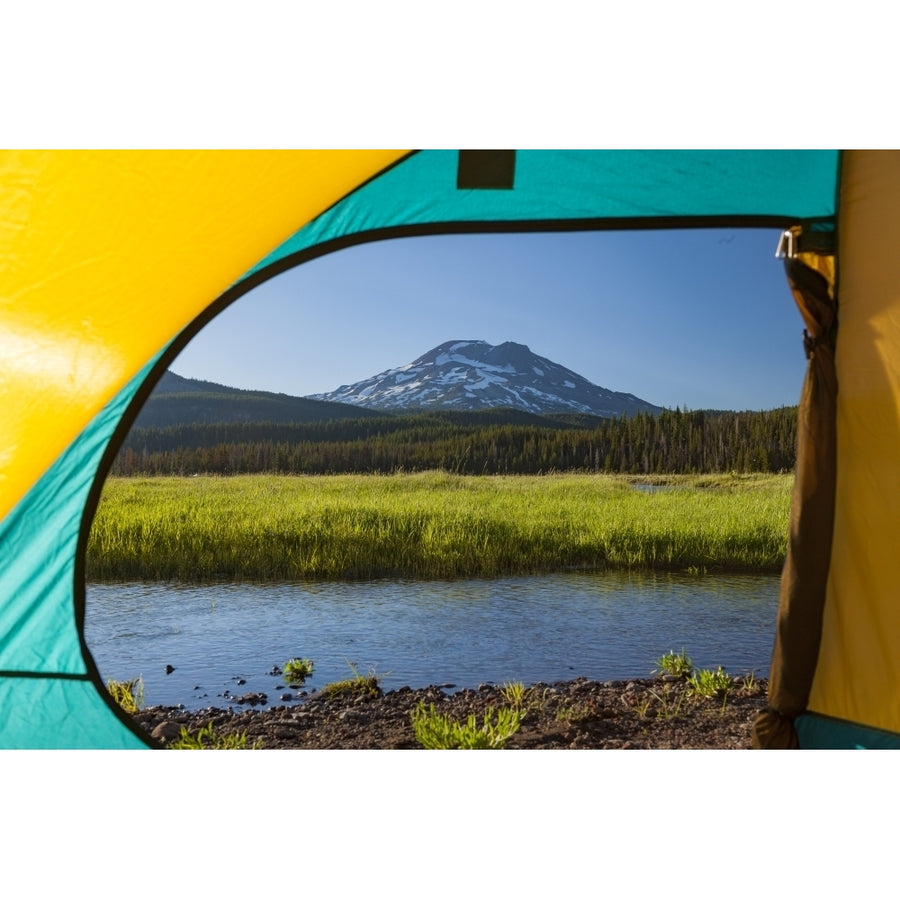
[[85, 472, 792, 581]]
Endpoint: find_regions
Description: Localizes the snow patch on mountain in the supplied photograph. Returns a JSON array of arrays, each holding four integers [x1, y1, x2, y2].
[[307, 339, 661, 417]]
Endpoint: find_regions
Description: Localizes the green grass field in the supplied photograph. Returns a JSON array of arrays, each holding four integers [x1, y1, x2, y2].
[[85, 471, 792, 581]]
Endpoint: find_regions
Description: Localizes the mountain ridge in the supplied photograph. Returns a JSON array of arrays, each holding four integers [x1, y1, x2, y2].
[[132, 370, 385, 428], [307, 339, 662, 417]]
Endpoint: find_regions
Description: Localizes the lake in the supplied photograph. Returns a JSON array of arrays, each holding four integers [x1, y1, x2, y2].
[[85, 572, 779, 710]]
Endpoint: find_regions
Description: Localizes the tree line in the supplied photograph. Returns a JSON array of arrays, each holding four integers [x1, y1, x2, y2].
[[110, 406, 799, 476]]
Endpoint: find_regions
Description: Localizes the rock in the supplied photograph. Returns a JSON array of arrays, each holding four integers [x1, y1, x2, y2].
[[150, 721, 183, 744], [165, 665, 175, 674], [280, 693, 292, 701], [339, 710, 371, 725], [233, 692, 268, 706]]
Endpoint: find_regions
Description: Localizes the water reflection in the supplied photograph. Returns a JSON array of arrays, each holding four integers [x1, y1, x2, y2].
[[85, 572, 778, 710]]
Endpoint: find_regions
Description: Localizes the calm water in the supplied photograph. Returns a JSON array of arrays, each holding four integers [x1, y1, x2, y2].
[[85, 572, 779, 710]]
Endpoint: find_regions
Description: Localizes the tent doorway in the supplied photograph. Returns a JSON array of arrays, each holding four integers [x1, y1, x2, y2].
[[83, 226, 802, 725]]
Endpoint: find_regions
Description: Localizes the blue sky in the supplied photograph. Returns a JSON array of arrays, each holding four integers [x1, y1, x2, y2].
[[171, 226, 806, 412]]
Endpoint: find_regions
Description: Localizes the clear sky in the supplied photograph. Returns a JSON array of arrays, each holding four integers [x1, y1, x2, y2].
[[170, 226, 806, 412]]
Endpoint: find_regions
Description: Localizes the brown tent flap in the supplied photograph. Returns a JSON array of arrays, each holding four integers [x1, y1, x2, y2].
[[752, 252, 837, 749]]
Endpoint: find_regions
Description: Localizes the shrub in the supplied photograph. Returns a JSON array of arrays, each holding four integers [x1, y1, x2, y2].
[[107, 677, 144, 713], [687, 666, 732, 698], [283, 658, 314, 684], [653, 649, 693, 679], [499, 680, 531, 711], [322, 665, 382, 700], [170, 722, 261, 749], [411, 702, 523, 749]]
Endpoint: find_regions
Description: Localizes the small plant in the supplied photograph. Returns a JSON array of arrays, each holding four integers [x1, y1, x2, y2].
[[499, 680, 532, 712], [107, 676, 144, 713], [411, 702, 522, 749], [170, 722, 261, 750], [322, 663, 382, 700], [500, 681, 547, 717], [741, 671, 760, 693], [687, 666, 733, 699], [647, 685, 687, 719], [654, 649, 693, 679], [633, 695, 653, 718], [555, 699, 598, 723], [283, 658, 314, 684]]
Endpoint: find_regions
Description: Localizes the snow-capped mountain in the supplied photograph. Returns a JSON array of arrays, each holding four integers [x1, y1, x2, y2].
[[307, 340, 662, 417]]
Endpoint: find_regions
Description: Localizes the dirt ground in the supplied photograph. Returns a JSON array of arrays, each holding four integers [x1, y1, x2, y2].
[[131, 674, 768, 749]]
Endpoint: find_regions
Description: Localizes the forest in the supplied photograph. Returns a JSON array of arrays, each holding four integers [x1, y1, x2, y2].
[[110, 406, 799, 476]]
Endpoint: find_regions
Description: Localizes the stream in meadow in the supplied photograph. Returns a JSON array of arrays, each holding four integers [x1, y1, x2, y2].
[[85, 571, 779, 710]]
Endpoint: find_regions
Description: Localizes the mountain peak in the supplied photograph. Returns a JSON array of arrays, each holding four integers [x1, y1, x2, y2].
[[307, 340, 661, 418]]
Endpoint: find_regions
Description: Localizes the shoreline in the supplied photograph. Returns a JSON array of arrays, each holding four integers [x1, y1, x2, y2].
[[131, 674, 770, 750]]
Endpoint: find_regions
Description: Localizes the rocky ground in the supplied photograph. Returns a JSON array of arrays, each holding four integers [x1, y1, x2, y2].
[[132, 673, 768, 749]]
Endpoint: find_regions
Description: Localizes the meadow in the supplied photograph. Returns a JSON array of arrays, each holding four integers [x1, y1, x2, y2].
[[85, 472, 792, 582]]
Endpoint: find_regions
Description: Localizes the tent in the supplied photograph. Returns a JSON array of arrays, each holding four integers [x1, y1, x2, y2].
[[1, 149, 897, 749]]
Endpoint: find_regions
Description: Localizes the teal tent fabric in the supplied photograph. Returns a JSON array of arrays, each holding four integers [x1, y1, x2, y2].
[[247, 150, 840, 280], [796, 712, 900, 750], [0, 357, 164, 748], [0, 677, 147, 750]]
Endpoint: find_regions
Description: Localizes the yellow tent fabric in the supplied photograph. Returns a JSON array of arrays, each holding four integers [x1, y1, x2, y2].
[[0, 150, 405, 521], [808, 149, 900, 734]]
